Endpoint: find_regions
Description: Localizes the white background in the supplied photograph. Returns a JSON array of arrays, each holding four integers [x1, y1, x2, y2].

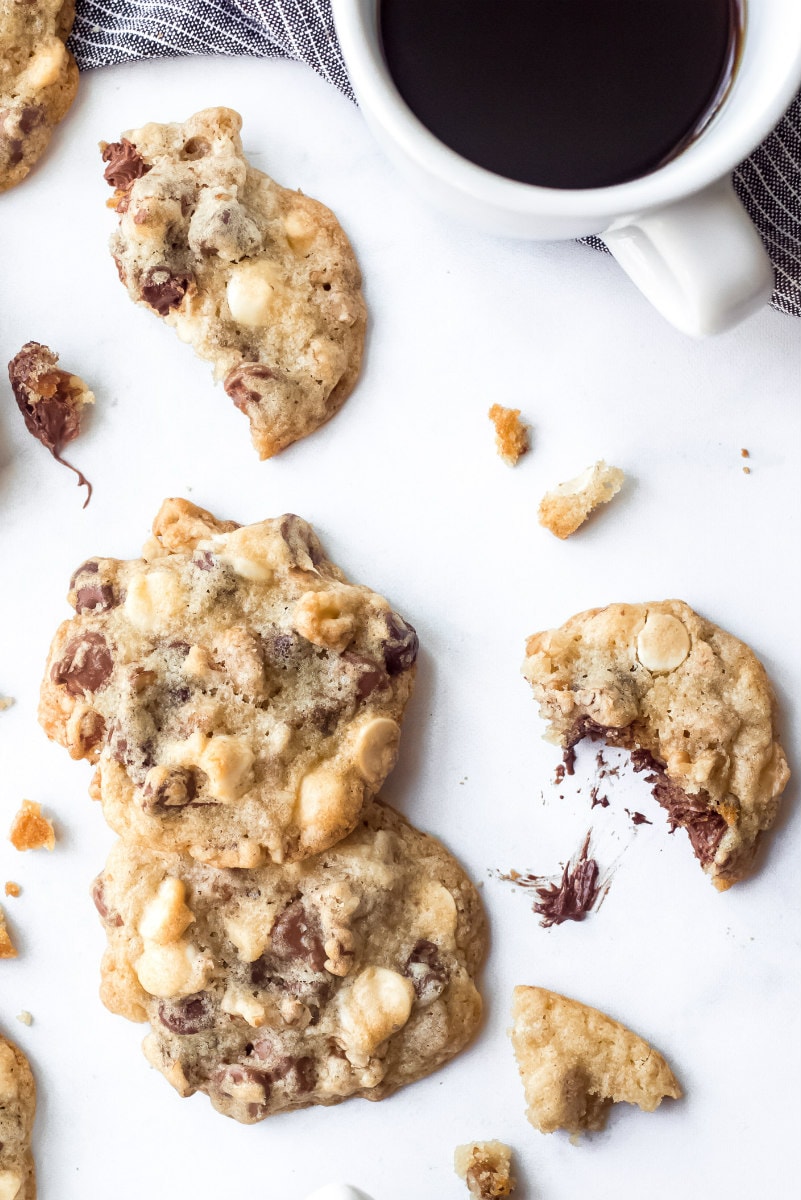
[[0, 55, 799, 1200]]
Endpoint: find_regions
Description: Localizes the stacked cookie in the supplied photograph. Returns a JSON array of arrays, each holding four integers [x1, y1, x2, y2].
[[39, 498, 485, 1121]]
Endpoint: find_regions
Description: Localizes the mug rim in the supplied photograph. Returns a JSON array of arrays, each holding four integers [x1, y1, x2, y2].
[[335, 0, 801, 221]]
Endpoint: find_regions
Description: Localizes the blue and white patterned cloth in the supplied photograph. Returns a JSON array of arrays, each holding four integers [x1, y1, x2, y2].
[[69, 0, 801, 316]]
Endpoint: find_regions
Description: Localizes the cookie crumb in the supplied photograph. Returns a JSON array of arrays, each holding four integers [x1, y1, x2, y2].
[[509, 986, 682, 1134], [0, 904, 17, 958], [9, 800, 56, 852], [454, 1140, 516, 1198], [743, 466, 751, 475], [538, 460, 624, 539], [0, 695, 13, 712], [741, 448, 749, 457], [16, 1011, 32, 1027], [8, 342, 95, 507], [4, 882, 21, 898], [488, 405, 530, 466]]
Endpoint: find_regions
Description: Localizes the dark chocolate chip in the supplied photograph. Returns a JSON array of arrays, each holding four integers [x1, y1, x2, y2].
[[101, 138, 150, 191], [278, 514, 326, 570], [141, 268, 190, 316], [403, 939, 448, 1005], [270, 900, 327, 972], [158, 993, 215, 1035], [223, 363, 276, 413], [75, 583, 117, 614], [91, 876, 122, 926], [341, 652, 389, 700], [51, 632, 113, 696], [142, 767, 197, 811], [382, 611, 419, 675]]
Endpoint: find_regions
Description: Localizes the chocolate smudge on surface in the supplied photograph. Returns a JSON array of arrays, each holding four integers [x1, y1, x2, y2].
[[496, 831, 607, 928]]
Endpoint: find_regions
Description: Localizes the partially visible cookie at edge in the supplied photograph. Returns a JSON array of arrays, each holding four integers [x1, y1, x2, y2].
[[94, 802, 486, 1124], [522, 599, 790, 888], [38, 498, 419, 867], [102, 107, 367, 459], [0, 1033, 36, 1199], [0, 0, 79, 192], [509, 986, 681, 1135]]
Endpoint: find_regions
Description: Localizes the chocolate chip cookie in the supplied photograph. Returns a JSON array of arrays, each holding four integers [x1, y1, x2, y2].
[[102, 107, 366, 459], [39, 499, 418, 867], [0, 0, 78, 192], [510, 986, 681, 1135], [0, 1034, 36, 1199], [94, 802, 486, 1124], [523, 601, 790, 889]]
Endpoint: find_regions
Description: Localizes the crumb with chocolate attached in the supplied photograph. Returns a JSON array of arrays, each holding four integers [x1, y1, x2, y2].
[[9, 800, 55, 852], [488, 405, 529, 466], [523, 600, 790, 889], [454, 1140, 516, 1197], [8, 342, 94, 506]]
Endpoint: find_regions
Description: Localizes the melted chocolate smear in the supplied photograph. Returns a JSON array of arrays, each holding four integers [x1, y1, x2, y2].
[[8, 342, 93, 506], [626, 809, 652, 826], [590, 785, 609, 809], [630, 749, 727, 865], [497, 832, 605, 928]]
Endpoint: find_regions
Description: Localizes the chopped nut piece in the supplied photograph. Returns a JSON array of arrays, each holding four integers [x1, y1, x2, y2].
[[0, 905, 17, 958], [538, 459, 624, 539], [4, 883, 20, 898], [509, 986, 681, 1134], [455, 1140, 516, 1198], [8, 342, 95, 507], [488, 405, 530, 467], [9, 800, 56, 852], [15, 1012, 32, 1027]]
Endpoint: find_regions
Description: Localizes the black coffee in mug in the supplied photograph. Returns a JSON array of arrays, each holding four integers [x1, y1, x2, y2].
[[379, 0, 743, 190]]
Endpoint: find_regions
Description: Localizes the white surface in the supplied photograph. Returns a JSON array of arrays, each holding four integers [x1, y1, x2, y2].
[[0, 55, 798, 1200], [303, 1186, 374, 1200]]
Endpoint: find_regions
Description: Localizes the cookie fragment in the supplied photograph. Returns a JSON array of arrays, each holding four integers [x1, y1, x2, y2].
[[538, 459, 624, 538], [39, 498, 419, 867], [4, 884, 20, 899], [0, 1035, 36, 1199], [9, 801, 55, 852], [509, 986, 681, 1135], [103, 107, 366, 459], [454, 1140, 516, 1198], [0, 0, 79, 192], [95, 803, 486, 1123], [8, 342, 94, 506], [0, 907, 17, 959], [488, 405, 529, 466], [522, 600, 790, 888]]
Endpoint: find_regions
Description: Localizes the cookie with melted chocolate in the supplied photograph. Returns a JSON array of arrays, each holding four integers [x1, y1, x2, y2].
[[0, 0, 79, 192], [39, 498, 419, 868], [94, 802, 486, 1124], [101, 107, 366, 459], [523, 600, 790, 889]]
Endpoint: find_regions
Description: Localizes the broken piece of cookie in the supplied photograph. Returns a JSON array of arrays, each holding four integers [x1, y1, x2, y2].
[[0, 1034, 36, 1198], [538, 459, 623, 538], [0, 906, 17, 959], [102, 107, 366, 459], [522, 600, 789, 888], [8, 341, 94, 506], [454, 1140, 515, 1198], [510, 986, 681, 1135], [0, 0, 79, 192], [9, 801, 55, 852]]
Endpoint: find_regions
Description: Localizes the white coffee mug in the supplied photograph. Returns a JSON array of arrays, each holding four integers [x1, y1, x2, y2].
[[334, 1, 801, 336]]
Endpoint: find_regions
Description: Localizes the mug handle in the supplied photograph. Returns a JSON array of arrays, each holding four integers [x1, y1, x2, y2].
[[601, 178, 775, 337]]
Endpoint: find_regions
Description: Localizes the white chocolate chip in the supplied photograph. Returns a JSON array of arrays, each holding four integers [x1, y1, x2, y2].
[[353, 717, 401, 785], [284, 208, 317, 254], [135, 939, 213, 999], [338, 966, 415, 1058], [138, 878, 195, 945], [414, 881, 458, 941], [226, 259, 284, 326], [296, 764, 357, 840], [0, 1170, 22, 1200], [210, 526, 277, 582], [292, 586, 361, 651], [220, 983, 268, 1027], [222, 898, 280, 963], [124, 570, 185, 632], [198, 734, 255, 803], [183, 644, 216, 679], [22, 37, 66, 88], [636, 612, 691, 673]]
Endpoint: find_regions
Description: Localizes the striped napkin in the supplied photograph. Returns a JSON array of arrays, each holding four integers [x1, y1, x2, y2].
[[70, 0, 801, 316]]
